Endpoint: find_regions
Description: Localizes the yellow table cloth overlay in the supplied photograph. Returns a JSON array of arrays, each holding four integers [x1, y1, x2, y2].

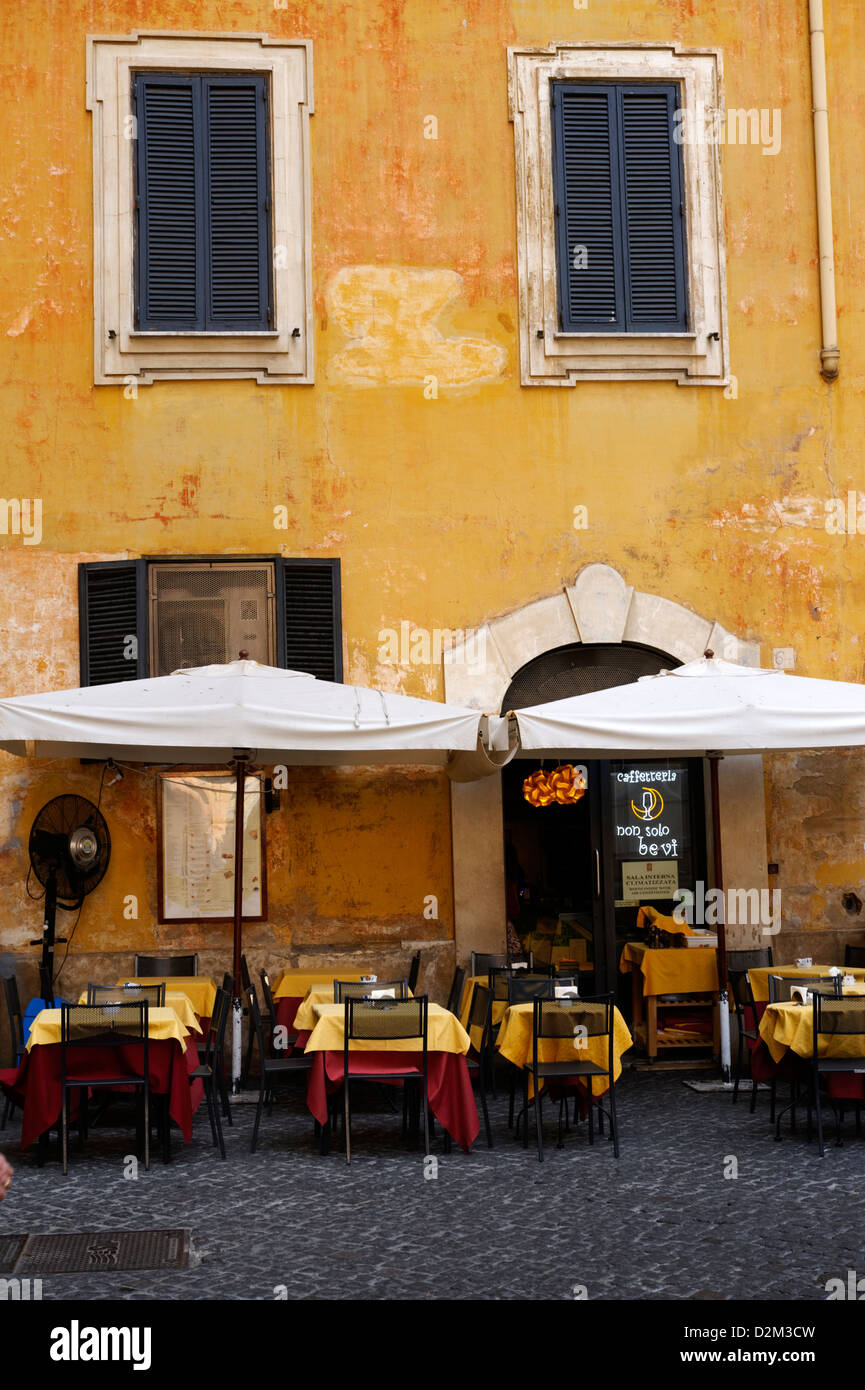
[[619, 942, 718, 996], [294, 984, 415, 1033], [79, 990, 201, 1034], [117, 976, 217, 1018], [759, 1001, 865, 1065], [748, 965, 865, 1004], [272, 969, 366, 1000], [303, 1002, 470, 1055], [28, 1007, 192, 1053], [497, 1002, 633, 1098]]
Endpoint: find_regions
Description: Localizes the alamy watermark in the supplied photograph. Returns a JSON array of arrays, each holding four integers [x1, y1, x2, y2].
[[674, 879, 781, 934], [0, 497, 42, 545], [674, 103, 781, 156], [378, 623, 487, 667]]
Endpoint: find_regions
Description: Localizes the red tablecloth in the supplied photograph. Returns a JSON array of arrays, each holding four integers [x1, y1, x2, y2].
[[306, 1050, 479, 1153], [1, 1038, 201, 1150]]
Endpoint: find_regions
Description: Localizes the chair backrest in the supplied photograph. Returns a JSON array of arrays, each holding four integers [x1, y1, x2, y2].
[[446, 965, 466, 1016], [534, 992, 613, 1041], [221, 972, 235, 997], [245, 984, 266, 1054], [727, 968, 757, 1014], [259, 969, 277, 1021], [134, 954, 198, 977], [727, 947, 774, 974], [345, 996, 428, 1044], [407, 950, 421, 994], [61, 1001, 149, 1046], [87, 982, 165, 1007], [768, 973, 841, 1004], [240, 954, 252, 992], [507, 973, 557, 1005], [844, 944, 865, 968], [812, 995, 865, 1054], [466, 982, 493, 1060], [3, 975, 25, 1051], [203, 988, 231, 1066], [471, 951, 508, 977], [334, 978, 409, 1002]]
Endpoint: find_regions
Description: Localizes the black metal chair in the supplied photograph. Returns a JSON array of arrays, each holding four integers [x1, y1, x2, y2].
[[471, 950, 533, 976], [241, 958, 272, 1087], [528, 993, 619, 1162], [213, 974, 234, 1122], [134, 954, 198, 977], [810, 996, 865, 1156], [188, 988, 229, 1160], [728, 948, 773, 1111], [87, 982, 166, 1007], [2, 976, 26, 1130], [844, 944, 865, 969], [334, 979, 409, 1002], [446, 965, 466, 1018], [464, 982, 493, 1148], [768, 974, 842, 1003], [407, 951, 421, 994], [343, 996, 429, 1163], [59, 1002, 150, 1174], [246, 985, 313, 1153]]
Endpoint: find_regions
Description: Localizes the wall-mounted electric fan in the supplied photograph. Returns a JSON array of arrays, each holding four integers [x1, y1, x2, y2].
[[28, 795, 111, 1000]]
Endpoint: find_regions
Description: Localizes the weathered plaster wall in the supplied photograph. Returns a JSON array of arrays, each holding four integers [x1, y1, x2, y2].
[[2, 0, 865, 1020]]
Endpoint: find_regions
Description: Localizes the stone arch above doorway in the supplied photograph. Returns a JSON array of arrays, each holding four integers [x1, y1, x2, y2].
[[442, 563, 761, 712]]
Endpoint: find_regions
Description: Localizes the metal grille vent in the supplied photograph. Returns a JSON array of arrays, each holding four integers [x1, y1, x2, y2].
[[150, 564, 274, 675]]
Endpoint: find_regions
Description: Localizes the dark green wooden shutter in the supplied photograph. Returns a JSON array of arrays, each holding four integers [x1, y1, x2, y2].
[[276, 559, 343, 682], [553, 82, 687, 333], [79, 561, 149, 686], [135, 73, 270, 332], [204, 76, 270, 330], [135, 75, 202, 331], [619, 87, 687, 330], [553, 86, 623, 330]]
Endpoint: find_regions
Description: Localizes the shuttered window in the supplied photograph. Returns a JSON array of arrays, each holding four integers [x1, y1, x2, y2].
[[79, 559, 342, 686], [134, 73, 271, 332], [552, 83, 687, 334]]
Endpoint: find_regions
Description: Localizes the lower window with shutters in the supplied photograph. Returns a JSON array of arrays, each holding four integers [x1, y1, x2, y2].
[[87, 33, 313, 385], [78, 558, 342, 685], [508, 42, 729, 387]]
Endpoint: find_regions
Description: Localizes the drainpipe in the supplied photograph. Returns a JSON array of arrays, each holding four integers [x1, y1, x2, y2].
[[809, 0, 840, 381]]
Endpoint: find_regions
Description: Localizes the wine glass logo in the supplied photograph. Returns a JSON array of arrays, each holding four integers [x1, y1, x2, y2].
[[631, 786, 664, 821]]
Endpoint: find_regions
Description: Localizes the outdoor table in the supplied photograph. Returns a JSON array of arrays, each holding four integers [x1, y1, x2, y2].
[[117, 975, 217, 1025], [302, 1001, 479, 1152], [1, 1006, 201, 1150], [758, 998, 865, 1102], [80, 989, 202, 1035], [272, 969, 366, 1032], [496, 1001, 633, 1100], [748, 965, 865, 1004], [619, 942, 719, 1062]]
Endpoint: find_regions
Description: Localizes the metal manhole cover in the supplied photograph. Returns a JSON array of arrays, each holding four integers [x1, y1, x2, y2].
[[12, 1229, 191, 1275], [0, 1234, 28, 1274]]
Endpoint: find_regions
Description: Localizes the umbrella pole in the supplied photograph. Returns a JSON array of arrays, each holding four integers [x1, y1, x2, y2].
[[710, 754, 731, 1081], [231, 754, 248, 1093]]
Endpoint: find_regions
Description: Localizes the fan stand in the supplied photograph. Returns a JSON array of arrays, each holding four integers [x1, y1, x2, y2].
[[29, 867, 70, 1006]]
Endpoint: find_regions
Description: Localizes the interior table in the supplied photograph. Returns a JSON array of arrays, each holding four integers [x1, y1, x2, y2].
[[619, 942, 719, 1062]]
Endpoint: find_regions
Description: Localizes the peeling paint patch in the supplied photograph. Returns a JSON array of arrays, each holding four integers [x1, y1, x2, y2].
[[327, 266, 506, 389]]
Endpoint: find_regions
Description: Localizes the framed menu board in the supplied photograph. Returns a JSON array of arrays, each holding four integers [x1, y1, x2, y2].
[[157, 770, 266, 923]]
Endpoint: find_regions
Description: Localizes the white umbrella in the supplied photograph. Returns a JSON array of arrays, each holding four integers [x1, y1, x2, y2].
[[509, 652, 865, 1078], [0, 660, 490, 1087]]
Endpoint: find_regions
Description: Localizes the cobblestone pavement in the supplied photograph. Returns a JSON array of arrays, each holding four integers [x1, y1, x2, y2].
[[1, 1068, 862, 1301]]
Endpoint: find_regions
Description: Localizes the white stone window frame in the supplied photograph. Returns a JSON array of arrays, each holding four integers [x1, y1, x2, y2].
[[86, 32, 314, 386], [508, 42, 729, 387]]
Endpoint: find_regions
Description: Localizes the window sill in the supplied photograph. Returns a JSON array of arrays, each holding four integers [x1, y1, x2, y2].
[[129, 331, 282, 339]]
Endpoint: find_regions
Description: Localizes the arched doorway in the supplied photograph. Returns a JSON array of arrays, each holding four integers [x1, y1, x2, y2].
[[500, 642, 707, 1006]]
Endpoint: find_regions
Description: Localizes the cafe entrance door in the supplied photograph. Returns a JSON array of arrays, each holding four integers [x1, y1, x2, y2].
[[500, 644, 707, 1008]]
